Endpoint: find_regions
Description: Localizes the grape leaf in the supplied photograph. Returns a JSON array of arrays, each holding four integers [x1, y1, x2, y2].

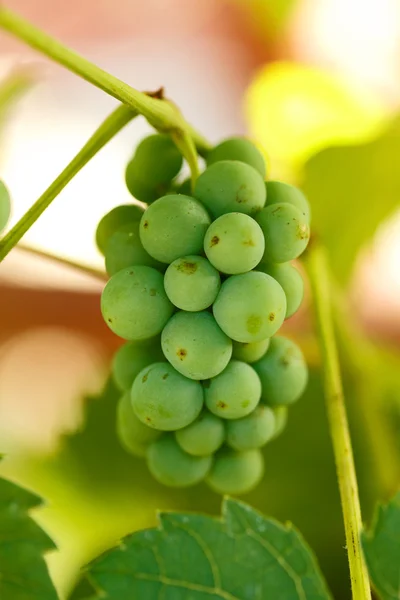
[[362, 492, 400, 600], [70, 497, 332, 599], [0, 474, 59, 599], [302, 116, 400, 283]]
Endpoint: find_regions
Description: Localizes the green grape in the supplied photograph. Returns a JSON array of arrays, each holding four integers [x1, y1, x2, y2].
[[213, 271, 286, 343], [206, 448, 264, 495], [272, 406, 288, 439], [139, 194, 211, 263], [204, 213, 264, 274], [194, 160, 266, 218], [0, 181, 11, 232], [116, 392, 161, 456], [255, 203, 310, 263], [207, 137, 266, 178], [96, 204, 144, 255], [147, 435, 212, 487], [266, 180, 310, 222], [125, 134, 183, 203], [101, 266, 173, 340], [204, 360, 261, 419], [161, 311, 232, 380], [164, 255, 220, 311], [132, 362, 203, 431], [175, 411, 225, 456], [226, 405, 275, 451], [232, 338, 270, 363], [105, 221, 164, 276], [112, 338, 164, 391], [253, 336, 308, 406], [257, 262, 304, 318]]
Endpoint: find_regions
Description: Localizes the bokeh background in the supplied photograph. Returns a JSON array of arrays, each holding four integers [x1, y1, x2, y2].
[[0, 1, 400, 598]]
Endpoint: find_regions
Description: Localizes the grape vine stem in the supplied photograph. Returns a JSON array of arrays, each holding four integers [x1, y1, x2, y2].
[[0, 7, 211, 185], [0, 104, 137, 261], [306, 243, 371, 600], [17, 243, 107, 281]]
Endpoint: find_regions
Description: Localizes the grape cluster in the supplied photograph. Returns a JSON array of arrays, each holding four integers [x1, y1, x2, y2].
[[97, 135, 310, 495]]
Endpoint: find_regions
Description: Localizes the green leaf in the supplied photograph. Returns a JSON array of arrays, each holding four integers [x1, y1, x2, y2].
[[302, 116, 400, 282], [362, 492, 400, 600], [0, 475, 58, 599], [71, 497, 332, 600]]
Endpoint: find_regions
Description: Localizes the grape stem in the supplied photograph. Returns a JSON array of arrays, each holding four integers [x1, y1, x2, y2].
[[0, 104, 137, 261], [0, 7, 211, 185], [17, 243, 107, 281], [306, 243, 371, 600]]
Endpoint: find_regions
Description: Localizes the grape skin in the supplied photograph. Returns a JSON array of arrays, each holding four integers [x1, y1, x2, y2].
[[204, 360, 261, 420], [131, 362, 203, 431], [255, 203, 310, 263], [194, 160, 266, 218], [0, 181, 11, 232], [226, 405, 276, 451], [204, 212, 265, 274], [175, 411, 225, 457], [147, 435, 212, 487], [213, 271, 286, 343], [112, 338, 164, 391], [232, 339, 270, 363], [105, 221, 164, 276], [207, 137, 266, 178], [272, 406, 288, 439], [101, 266, 173, 340], [206, 448, 264, 495], [117, 392, 161, 457], [125, 134, 183, 203], [253, 336, 308, 406], [266, 180, 310, 222], [257, 262, 304, 318], [96, 204, 144, 255], [164, 255, 221, 311], [139, 194, 211, 264], [161, 311, 232, 380]]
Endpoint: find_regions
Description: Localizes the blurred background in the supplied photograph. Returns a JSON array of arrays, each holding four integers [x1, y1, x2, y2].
[[0, 0, 400, 598]]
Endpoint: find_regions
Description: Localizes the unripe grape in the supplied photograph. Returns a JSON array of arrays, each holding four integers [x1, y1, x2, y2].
[[207, 137, 266, 177], [96, 204, 144, 255], [162, 311, 232, 380], [257, 262, 304, 318], [266, 180, 310, 222], [117, 392, 161, 457], [194, 160, 266, 218], [147, 435, 212, 487], [0, 181, 11, 232], [101, 266, 173, 340], [112, 338, 164, 391], [255, 203, 310, 263], [213, 271, 286, 343], [164, 256, 220, 311], [204, 360, 261, 420], [253, 336, 308, 406], [206, 448, 264, 495], [272, 406, 288, 439], [140, 194, 211, 263], [125, 134, 183, 203], [132, 362, 203, 431], [204, 212, 264, 274], [232, 339, 270, 363], [175, 411, 225, 456], [226, 405, 275, 451], [105, 221, 164, 276]]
